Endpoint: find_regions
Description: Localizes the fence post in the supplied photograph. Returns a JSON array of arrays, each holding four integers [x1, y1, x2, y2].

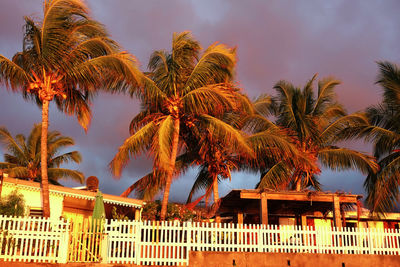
[[57, 219, 70, 264], [186, 222, 191, 264], [101, 220, 109, 264], [257, 224, 263, 252], [368, 228, 373, 254], [134, 220, 142, 265]]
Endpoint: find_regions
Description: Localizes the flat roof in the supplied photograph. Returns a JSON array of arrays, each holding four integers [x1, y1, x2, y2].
[[238, 189, 362, 203]]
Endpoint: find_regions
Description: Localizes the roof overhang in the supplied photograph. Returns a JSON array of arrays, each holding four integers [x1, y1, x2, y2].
[[2, 177, 144, 208]]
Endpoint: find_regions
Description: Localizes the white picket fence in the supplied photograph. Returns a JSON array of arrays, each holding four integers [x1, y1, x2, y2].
[[0, 216, 69, 263], [0, 216, 400, 265]]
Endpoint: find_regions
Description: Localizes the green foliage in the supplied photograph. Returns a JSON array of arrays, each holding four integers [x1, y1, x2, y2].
[[255, 75, 378, 191], [111, 31, 241, 220], [361, 62, 400, 212], [141, 201, 199, 222], [0, 191, 26, 216], [0, 124, 84, 184], [111, 206, 129, 221]]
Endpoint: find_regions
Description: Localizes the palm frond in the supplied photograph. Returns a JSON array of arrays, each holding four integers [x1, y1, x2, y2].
[[257, 161, 293, 190], [253, 94, 275, 117], [47, 136, 75, 156], [186, 165, 212, 203], [0, 127, 27, 163], [376, 61, 400, 107], [74, 52, 142, 93], [199, 114, 253, 156], [365, 153, 400, 212], [4, 166, 30, 178], [41, 0, 90, 66], [318, 147, 379, 174], [27, 124, 42, 160], [241, 114, 279, 133], [0, 55, 29, 90], [313, 77, 341, 115], [50, 151, 81, 167], [110, 121, 157, 177], [153, 116, 175, 171], [54, 88, 92, 131], [120, 171, 165, 200], [320, 113, 369, 143], [48, 168, 84, 184], [182, 84, 235, 115], [183, 43, 236, 95]]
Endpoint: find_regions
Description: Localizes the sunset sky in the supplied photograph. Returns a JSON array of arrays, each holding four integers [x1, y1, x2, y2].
[[1, 0, 400, 203]]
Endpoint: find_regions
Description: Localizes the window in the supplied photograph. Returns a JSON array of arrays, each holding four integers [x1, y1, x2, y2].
[[29, 207, 43, 217]]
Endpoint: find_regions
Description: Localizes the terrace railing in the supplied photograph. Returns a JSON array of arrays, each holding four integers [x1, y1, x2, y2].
[[0, 216, 399, 265]]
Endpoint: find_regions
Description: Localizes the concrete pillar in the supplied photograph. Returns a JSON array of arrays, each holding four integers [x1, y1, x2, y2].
[[237, 211, 243, 224], [260, 194, 268, 225], [134, 208, 141, 221], [333, 195, 342, 228], [301, 215, 307, 228]]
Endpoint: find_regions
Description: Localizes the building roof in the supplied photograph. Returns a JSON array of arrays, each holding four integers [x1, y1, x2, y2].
[[2, 177, 144, 208], [219, 189, 362, 214], [238, 189, 362, 202]]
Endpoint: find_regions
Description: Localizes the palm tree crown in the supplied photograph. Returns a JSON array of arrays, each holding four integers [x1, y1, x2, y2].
[[258, 75, 378, 191], [0, 0, 141, 217], [110, 31, 244, 220], [352, 62, 400, 211], [0, 124, 84, 185]]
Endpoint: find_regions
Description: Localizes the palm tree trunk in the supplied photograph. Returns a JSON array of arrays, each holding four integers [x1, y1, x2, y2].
[[212, 174, 219, 204], [41, 100, 51, 218], [160, 118, 180, 221]]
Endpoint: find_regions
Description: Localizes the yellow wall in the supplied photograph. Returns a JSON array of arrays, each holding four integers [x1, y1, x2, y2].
[[1, 183, 64, 221]]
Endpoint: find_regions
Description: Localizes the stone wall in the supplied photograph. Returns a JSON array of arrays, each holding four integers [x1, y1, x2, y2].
[[1, 252, 399, 266], [189, 251, 400, 267]]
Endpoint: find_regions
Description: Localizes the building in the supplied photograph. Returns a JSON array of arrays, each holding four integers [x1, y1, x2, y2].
[[218, 189, 400, 230], [0, 177, 144, 222]]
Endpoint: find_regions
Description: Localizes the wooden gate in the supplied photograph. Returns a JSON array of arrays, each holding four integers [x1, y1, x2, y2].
[[68, 218, 105, 262]]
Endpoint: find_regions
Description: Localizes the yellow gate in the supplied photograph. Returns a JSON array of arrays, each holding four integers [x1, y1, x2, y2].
[[68, 218, 105, 262]]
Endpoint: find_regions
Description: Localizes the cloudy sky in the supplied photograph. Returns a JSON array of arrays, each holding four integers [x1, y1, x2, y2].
[[1, 0, 400, 203]]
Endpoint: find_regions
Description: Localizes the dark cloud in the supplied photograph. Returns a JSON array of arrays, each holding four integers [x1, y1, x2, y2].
[[1, 0, 399, 202]]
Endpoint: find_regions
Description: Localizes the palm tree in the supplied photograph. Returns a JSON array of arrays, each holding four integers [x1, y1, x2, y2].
[[185, 106, 301, 207], [0, 124, 84, 185], [185, 119, 252, 207], [257, 75, 379, 191], [0, 0, 141, 217], [343, 62, 400, 211], [110, 32, 242, 220]]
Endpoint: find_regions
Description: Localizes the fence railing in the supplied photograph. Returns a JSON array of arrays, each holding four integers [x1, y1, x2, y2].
[[0, 216, 399, 265]]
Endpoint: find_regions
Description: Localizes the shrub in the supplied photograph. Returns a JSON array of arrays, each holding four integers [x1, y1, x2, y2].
[[141, 201, 201, 221], [0, 191, 26, 216]]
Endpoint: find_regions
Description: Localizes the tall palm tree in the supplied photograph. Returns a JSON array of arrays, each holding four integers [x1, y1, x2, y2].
[[185, 104, 301, 207], [257, 75, 379, 191], [343, 62, 400, 211], [0, 124, 84, 185], [0, 0, 141, 217], [110, 32, 242, 220]]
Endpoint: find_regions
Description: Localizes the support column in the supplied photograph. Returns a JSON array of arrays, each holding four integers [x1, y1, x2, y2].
[[260, 193, 268, 225], [134, 208, 140, 221], [333, 195, 342, 228], [237, 211, 244, 224], [301, 215, 307, 228]]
